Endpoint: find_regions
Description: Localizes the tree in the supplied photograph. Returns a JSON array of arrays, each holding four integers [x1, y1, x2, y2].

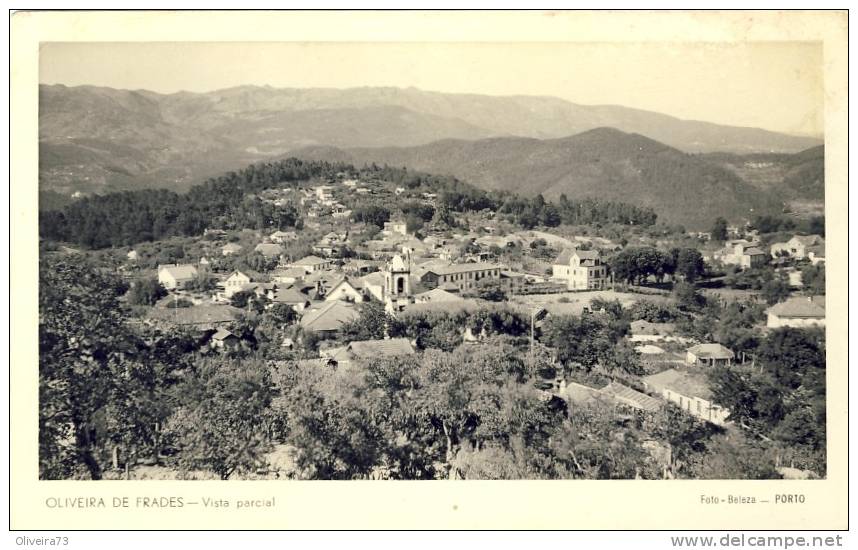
[[711, 217, 728, 242], [185, 269, 217, 292], [340, 301, 402, 341], [672, 248, 705, 282], [128, 277, 167, 306], [801, 264, 825, 295], [405, 214, 424, 235], [165, 358, 275, 479], [550, 402, 659, 479], [541, 313, 625, 372], [628, 300, 679, 323], [761, 276, 790, 305], [351, 204, 391, 228], [672, 281, 706, 312], [40, 257, 163, 479], [230, 290, 267, 312], [686, 432, 780, 479], [264, 302, 299, 327], [609, 247, 674, 285]]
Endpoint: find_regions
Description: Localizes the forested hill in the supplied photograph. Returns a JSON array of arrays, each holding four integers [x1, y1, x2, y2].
[[38, 158, 659, 249], [701, 145, 824, 201], [291, 128, 787, 229]]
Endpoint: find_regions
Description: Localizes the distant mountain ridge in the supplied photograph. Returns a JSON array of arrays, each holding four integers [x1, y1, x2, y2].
[[290, 128, 813, 229], [39, 84, 822, 198]]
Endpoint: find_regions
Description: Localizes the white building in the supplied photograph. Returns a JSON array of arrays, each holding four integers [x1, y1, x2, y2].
[[766, 296, 825, 328], [222, 270, 253, 298], [222, 243, 243, 256], [552, 249, 607, 290], [383, 220, 408, 237], [157, 264, 198, 290], [642, 369, 730, 426], [770, 234, 825, 260], [716, 241, 767, 269]]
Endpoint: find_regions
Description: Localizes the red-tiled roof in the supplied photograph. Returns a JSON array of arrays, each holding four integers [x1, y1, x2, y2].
[[643, 369, 712, 400], [254, 243, 284, 257], [300, 301, 360, 332], [271, 288, 310, 305], [687, 343, 735, 360], [600, 382, 663, 412], [158, 264, 198, 281], [294, 255, 328, 266], [768, 296, 825, 318]]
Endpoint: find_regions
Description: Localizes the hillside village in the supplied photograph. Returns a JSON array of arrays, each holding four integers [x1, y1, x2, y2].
[[39, 157, 826, 482]]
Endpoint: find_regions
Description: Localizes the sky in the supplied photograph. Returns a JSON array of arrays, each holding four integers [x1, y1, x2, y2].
[[39, 41, 824, 137]]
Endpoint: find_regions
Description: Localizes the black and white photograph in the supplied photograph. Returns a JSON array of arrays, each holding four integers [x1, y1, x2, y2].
[[34, 35, 833, 484]]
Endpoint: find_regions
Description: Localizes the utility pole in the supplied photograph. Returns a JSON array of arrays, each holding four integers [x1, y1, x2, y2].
[[530, 307, 537, 368]]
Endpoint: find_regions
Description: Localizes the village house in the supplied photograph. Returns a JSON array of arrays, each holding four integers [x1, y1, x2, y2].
[[475, 234, 521, 250], [807, 243, 825, 265], [642, 369, 730, 426], [325, 278, 367, 303], [157, 264, 198, 290], [770, 234, 825, 260], [382, 220, 408, 237], [551, 249, 607, 290], [400, 238, 430, 257], [686, 343, 735, 367], [221, 242, 243, 256], [413, 287, 464, 304], [766, 296, 825, 328], [419, 262, 501, 292], [356, 271, 386, 302], [499, 270, 527, 294], [599, 382, 664, 412], [342, 259, 381, 276], [254, 242, 285, 258], [270, 230, 298, 244], [268, 287, 311, 312], [291, 255, 334, 273], [715, 241, 767, 269], [302, 270, 345, 297], [299, 300, 360, 335], [560, 381, 662, 413], [209, 328, 240, 351], [635, 344, 666, 355], [314, 185, 335, 204], [629, 320, 677, 342], [126, 249, 138, 262], [221, 270, 254, 298], [436, 243, 464, 262], [270, 266, 307, 285], [313, 232, 348, 257], [320, 338, 416, 370], [331, 205, 352, 219]]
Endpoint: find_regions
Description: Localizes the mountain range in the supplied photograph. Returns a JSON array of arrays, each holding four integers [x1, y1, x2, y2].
[[38, 84, 824, 227], [292, 129, 826, 229]]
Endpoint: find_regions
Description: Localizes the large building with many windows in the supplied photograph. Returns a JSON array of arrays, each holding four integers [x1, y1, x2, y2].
[[419, 262, 501, 292], [552, 249, 607, 290]]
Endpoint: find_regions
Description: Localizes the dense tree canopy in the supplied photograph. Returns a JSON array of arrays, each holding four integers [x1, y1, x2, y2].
[[40, 158, 658, 249]]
